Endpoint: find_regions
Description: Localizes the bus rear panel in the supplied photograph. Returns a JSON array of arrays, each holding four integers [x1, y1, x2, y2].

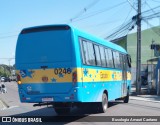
[[16, 25, 83, 103]]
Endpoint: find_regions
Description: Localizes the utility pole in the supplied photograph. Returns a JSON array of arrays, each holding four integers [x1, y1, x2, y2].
[[136, 0, 141, 94], [8, 59, 12, 76]]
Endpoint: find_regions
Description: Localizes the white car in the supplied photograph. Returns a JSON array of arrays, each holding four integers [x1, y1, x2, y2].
[[1, 77, 5, 82]]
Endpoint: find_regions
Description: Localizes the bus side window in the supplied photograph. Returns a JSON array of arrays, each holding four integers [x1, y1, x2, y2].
[[80, 39, 96, 66], [87, 42, 96, 66], [80, 40, 86, 64], [119, 54, 123, 69], [112, 51, 120, 69], [124, 55, 128, 72], [81, 40, 90, 65], [116, 51, 121, 69], [99, 46, 106, 67], [113, 51, 117, 68], [104, 48, 110, 67], [94, 45, 102, 66], [107, 49, 114, 68]]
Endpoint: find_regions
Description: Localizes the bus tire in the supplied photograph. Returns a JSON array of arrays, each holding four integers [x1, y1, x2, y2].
[[54, 108, 70, 115], [124, 90, 129, 103], [98, 93, 108, 113]]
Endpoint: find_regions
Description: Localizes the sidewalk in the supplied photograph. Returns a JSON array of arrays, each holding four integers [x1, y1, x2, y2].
[[130, 95, 160, 103], [0, 82, 20, 110], [130, 84, 160, 103]]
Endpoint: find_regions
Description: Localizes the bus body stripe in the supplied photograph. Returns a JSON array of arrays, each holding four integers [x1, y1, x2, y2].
[[16, 68, 131, 83]]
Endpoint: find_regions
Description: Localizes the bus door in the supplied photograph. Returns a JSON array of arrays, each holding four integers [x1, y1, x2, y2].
[[121, 55, 127, 97]]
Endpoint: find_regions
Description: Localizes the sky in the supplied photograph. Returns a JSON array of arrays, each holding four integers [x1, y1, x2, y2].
[[0, 0, 160, 65]]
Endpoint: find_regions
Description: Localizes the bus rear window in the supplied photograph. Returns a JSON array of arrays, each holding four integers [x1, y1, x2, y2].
[[16, 29, 72, 64], [21, 25, 70, 34]]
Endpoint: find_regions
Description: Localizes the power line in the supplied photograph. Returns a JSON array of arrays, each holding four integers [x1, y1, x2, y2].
[[0, 58, 15, 60], [142, 12, 160, 20], [145, 1, 160, 18], [121, 6, 133, 26], [69, 0, 100, 23], [105, 3, 160, 40], [108, 18, 136, 39], [0, 1, 131, 39], [84, 2, 130, 31], [0, 35, 18, 39], [105, 16, 136, 40], [70, 1, 127, 23], [102, 1, 137, 40], [150, 0, 160, 3], [126, 0, 137, 12], [84, 19, 121, 30], [142, 19, 160, 36], [0, 31, 19, 35], [142, 5, 160, 17]]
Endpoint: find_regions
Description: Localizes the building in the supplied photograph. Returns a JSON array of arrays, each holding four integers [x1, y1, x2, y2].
[[112, 26, 160, 86]]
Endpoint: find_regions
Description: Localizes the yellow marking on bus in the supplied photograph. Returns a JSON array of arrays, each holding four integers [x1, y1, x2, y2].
[[16, 68, 131, 83]]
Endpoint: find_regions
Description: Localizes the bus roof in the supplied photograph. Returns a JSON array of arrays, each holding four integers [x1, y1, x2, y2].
[[20, 24, 127, 54], [69, 25, 127, 54]]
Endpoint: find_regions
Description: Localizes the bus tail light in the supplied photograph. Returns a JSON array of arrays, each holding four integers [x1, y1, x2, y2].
[[72, 72, 77, 85], [17, 74, 22, 84]]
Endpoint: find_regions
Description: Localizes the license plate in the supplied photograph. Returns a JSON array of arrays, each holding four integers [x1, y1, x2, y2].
[[42, 98, 54, 102]]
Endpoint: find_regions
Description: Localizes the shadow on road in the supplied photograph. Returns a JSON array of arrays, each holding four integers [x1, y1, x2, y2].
[[108, 101, 124, 108], [2, 107, 86, 125], [1, 101, 124, 124]]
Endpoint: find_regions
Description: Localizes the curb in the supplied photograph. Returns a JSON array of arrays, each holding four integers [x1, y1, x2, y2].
[[130, 96, 160, 103]]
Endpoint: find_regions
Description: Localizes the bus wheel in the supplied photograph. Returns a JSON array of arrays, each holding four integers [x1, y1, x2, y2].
[[54, 108, 70, 115], [124, 90, 129, 103], [98, 93, 108, 113]]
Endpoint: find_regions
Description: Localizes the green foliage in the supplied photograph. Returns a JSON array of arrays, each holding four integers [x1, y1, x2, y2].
[[0, 64, 13, 77]]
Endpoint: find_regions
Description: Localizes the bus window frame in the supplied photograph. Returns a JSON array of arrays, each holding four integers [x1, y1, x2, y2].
[[79, 37, 96, 66], [79, 39, 86, 65], [99, 46, 107, 67], [112, 51, 117, 68], [93, 44, 102, 67], [78, 36, 127, 70]]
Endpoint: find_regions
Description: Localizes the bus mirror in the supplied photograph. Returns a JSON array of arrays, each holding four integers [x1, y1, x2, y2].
[[127, 56, 131, 68], [128, 62, 131, 68]]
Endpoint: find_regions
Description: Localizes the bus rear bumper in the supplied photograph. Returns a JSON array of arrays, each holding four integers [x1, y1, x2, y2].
[[18, 88, 83, 103], [19, 94, 81, 103]]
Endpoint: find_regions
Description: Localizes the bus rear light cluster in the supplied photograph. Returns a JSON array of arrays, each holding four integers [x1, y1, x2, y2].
[[72, 72, 77, 85], [17, 74, 22, 84]]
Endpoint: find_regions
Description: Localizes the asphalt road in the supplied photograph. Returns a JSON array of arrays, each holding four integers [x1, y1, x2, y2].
[[0, 82, 160, 125]]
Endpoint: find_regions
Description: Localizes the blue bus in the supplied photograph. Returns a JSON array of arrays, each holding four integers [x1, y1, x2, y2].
[[15, 24, 131, 115]]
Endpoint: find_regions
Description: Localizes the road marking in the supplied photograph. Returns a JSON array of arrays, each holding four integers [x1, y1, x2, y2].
[[1, 106, 19, 110], [0, 104, 8, 110], [0, 100, 9, 109], [8, 106, 19, 109]]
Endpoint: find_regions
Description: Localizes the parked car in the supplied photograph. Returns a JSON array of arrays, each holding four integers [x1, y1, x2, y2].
[[4, 77, 11, 82], [10, 75, 17, 81], [0, 77, 11, 82], [1, 77, 5, 82]]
